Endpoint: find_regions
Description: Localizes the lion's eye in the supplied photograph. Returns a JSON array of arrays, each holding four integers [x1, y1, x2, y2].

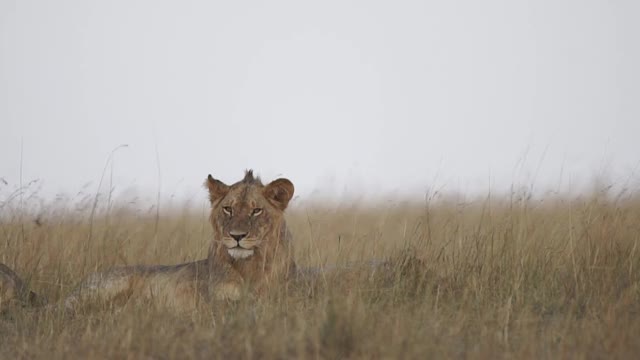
[[222, 206, 233, 216], [252, 208, 263, 216]]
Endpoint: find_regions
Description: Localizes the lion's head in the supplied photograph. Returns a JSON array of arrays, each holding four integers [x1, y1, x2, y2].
[[205, 170, 294, 270]]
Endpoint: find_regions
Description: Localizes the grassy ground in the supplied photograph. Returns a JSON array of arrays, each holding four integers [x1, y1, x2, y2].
[[1, 186, 639, 359]]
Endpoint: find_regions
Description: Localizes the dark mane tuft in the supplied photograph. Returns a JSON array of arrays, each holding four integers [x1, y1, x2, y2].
[[242, 169, 262, 184]]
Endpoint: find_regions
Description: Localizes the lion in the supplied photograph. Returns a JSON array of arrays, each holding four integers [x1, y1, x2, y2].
[[0, 170, 295, 313]]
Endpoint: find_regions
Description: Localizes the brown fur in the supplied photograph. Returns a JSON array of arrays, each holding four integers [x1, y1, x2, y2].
[[0, 170, 295, 313], [0, 263, 45, 310]]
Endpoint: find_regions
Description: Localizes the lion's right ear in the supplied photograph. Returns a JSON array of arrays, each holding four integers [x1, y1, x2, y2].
[[205, 174, 230, 205]]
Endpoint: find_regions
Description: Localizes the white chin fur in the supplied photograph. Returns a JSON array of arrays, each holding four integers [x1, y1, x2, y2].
[[228, 248, 254, 259]]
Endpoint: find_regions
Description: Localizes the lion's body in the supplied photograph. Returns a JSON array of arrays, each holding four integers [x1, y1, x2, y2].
[[0, 170, 295, 313], [60, 260, 211, 311]]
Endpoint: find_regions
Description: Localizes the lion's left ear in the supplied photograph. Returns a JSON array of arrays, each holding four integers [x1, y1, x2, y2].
[[263, 178, 294, 211]]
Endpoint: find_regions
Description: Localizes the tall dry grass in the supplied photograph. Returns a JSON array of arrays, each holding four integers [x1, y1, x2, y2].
[[1, 182, 639, 359]]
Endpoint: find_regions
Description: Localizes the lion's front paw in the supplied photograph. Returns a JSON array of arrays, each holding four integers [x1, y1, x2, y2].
[[213, 282, 242, 302]]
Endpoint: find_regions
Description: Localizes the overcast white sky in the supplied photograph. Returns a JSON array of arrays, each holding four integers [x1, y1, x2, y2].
[[1, 0, 639, 204]]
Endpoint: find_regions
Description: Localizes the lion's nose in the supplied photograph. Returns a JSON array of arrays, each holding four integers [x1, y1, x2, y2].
[[229, 231, 248, 242]]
